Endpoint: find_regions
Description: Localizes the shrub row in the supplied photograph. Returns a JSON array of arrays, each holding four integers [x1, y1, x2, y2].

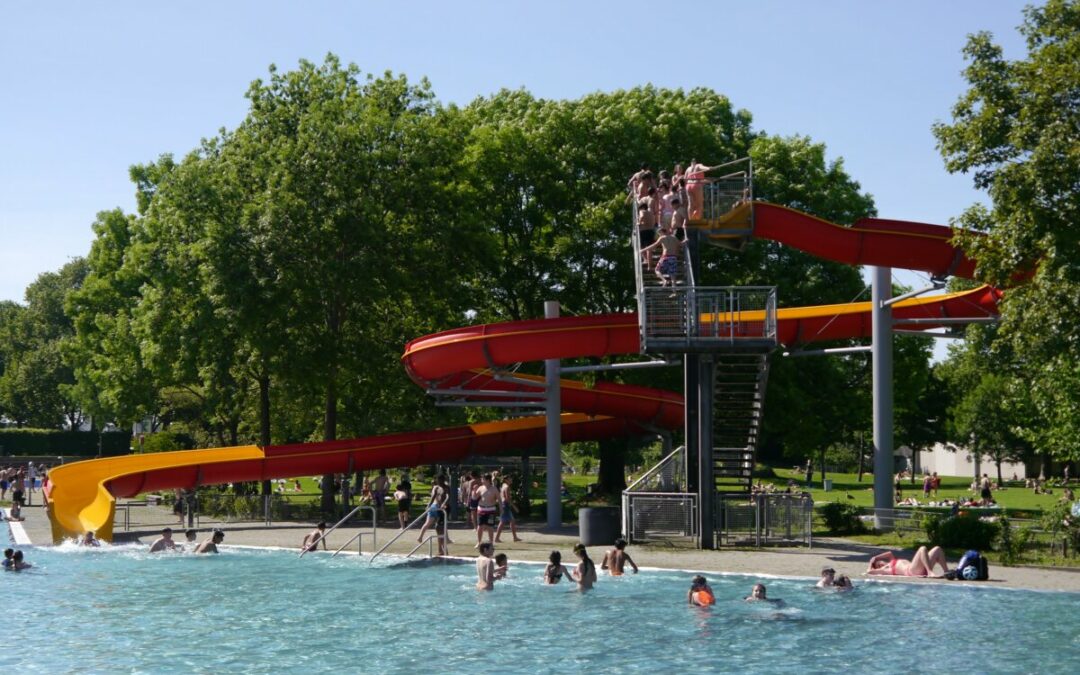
[[0, 429, 131, 457]]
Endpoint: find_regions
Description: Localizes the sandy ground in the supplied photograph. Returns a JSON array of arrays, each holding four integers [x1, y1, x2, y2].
[[11, 498, 1080, 593]]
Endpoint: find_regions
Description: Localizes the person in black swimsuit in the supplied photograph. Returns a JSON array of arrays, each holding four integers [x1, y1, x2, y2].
[[543, 550, 571, 585]]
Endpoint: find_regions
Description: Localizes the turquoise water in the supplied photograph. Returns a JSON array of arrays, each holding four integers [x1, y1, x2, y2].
[[8, 544, 1080, 673]]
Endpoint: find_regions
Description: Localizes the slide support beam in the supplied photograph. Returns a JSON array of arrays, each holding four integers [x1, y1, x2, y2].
[[872, 267, 895, 528], [545, 300, 563, 529]]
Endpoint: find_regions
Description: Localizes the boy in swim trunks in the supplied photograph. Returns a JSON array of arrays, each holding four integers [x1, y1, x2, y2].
[[494, 475, 522, 543], [371, 469, 390, 523], [601, 538, 638, 575], [475, 473, 499, 549], [640, 226, 685, 289]]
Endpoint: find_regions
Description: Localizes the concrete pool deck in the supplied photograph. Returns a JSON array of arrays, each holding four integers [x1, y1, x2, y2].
[[13, 500, 1080, 592]]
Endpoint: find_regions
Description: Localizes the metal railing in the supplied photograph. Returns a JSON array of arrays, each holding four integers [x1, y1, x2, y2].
[[718, 493, 814, 547], [623, 493, 698, 543], [701, 157, 753, 221], [369, 508, 449, 563], [330, 505, 378, 557], [639, 285, 777, 351], [300, 504, 372, 559], [623, 446, 697, 543]]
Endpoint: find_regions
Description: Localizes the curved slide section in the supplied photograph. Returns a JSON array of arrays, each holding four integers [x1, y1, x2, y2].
[[45, 203, 1001, 542]]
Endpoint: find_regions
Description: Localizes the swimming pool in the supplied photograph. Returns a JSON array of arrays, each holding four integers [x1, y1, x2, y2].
[[9, 545, 1080, 673]]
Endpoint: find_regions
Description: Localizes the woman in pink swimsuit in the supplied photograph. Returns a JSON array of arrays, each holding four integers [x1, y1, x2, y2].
[[867, 546, 950, 577], [684, 159, 715, 220]]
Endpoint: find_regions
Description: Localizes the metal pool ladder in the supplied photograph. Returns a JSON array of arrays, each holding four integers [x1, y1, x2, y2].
[[298, 504, 376, 559], [368, 508, 449, 563]]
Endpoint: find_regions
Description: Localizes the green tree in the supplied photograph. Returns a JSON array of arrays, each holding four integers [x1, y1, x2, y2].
[[933, 0, 1080, 461], [0, 260, 88, 428], [66, 209, 160, 428]]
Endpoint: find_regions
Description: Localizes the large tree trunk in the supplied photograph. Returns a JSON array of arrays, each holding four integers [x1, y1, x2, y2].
[[596, 438, 627, 497]]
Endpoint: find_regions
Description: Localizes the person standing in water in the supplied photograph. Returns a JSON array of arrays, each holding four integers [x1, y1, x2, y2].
[[149, 527, 177, 553], [195, 529, 225, 554], [601, 538, 639, 576], [688, 575, 715, 606], [543, 550, 571, 585], [571, 543, 598, 591], [475, 542, 497, 591]]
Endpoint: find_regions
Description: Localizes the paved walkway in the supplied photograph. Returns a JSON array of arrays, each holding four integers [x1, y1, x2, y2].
[[12, 500, 1080, 592]]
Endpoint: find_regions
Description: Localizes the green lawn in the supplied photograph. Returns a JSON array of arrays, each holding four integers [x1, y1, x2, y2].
[[768, 468, 1062, 515]]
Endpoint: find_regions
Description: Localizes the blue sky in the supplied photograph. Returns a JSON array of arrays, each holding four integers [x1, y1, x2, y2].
[[0, 0, 1030, 306]]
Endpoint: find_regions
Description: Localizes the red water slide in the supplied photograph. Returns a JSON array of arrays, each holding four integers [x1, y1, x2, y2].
[[45, 203, 1001, 541]]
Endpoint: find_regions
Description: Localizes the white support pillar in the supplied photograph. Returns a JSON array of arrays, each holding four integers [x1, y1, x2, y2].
[[545, 301, 562, 529], [872, 267, 895, 529]]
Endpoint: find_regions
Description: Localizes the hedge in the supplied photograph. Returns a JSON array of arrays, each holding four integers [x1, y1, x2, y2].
[[0, 429, 132, 457]]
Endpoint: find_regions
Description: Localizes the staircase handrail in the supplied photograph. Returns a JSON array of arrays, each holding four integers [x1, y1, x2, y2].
[[625, 445, 687, 493]]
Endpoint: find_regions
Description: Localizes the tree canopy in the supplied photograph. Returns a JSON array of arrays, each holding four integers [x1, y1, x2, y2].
[[933, 0, 1080, 461]]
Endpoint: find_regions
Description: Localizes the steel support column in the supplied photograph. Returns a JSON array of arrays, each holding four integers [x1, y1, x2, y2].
[[871, 267, 894, 528], [697, 355, 715, 549], [545, 300, 562, 529]]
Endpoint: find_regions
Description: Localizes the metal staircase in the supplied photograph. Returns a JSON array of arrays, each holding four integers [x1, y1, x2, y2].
[[711, 351, 770, 492], [628, 158, 776, 547]]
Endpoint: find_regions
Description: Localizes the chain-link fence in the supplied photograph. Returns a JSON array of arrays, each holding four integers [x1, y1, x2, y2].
[[718, 493, 814, 547]]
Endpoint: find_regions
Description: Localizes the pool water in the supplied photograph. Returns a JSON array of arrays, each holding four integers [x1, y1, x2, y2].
[[8, 545, 1080, 673]]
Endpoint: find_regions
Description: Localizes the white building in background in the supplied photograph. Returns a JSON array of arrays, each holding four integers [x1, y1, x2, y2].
[[913, 442, 1028, 480]]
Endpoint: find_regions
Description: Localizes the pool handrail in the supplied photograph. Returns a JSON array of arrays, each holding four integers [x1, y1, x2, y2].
[[367, 507, 425, 561], [369, 507, 448, 563], [299, 504, 371, 559], [330, 505, 377, 557]]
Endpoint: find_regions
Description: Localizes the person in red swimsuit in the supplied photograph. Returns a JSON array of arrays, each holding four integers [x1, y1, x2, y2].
[[867, 546, 950, 577]]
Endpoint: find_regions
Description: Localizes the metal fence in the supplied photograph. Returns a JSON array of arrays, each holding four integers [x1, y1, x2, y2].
[[718, 493, 814, 547], [623, 446, 697, 543], [640, 286, 777, 352], [624, 493, 698, 543]]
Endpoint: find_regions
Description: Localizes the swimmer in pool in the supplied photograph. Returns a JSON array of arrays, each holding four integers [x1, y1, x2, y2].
[[571, 543, 598, 591], [688, 575, 715, 606], [834, 574, 854, 591], [866, 546, 949, 578], [10, 550, 31, 570], [195, 529, 225, 554], [816, 566, 836, 588], [2, 548, 13, 570], [494, 553, 508, 580], [301, 522, 327, 553], [745, 583, 781, 604], [601, 538, 638, 576], [476, 542, 496, 591], [148, 527, 177, 553], [543, 550, 571, 585], [80, 531, 101, 547]]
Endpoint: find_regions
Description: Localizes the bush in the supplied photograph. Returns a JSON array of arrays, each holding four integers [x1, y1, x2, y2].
[[923, 512, 1000, 551], [752, 464, 777, 479], [0, 429, 130, 457], [996, 515, 1033, 566], [140, 431, 196, 454], [818, 502, 866, 535]]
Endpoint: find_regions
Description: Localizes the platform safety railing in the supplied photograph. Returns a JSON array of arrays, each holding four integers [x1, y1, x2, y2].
[[330, 505, 378, 557], [700, 157, 753, 221], [623, 446, 698, 543]]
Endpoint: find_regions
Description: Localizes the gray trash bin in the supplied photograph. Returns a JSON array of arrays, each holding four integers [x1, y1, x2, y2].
[[579, 506, 621, 546], [823, 479, 833, 492]]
